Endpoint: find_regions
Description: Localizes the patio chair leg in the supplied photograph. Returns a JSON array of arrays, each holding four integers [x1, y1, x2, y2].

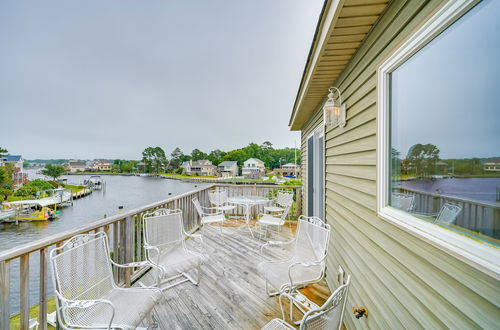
[[265, 280, 280, 297]]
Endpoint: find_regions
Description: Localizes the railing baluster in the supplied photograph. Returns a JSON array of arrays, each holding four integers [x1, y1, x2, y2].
[[124, 216, 133, 287], [20, 254, 30, 330], [39, 248, 48, 330], [0, 260, 10, 330], [113, 222, 119, 283]]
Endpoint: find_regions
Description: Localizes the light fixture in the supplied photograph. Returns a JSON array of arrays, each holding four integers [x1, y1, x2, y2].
[[323, 87, 346, 127]]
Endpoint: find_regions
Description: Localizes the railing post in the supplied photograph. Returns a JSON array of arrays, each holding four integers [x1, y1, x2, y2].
[[20, 254, 30, 330], [124, 216, 133, 287], [39, 248, 48, 330], [295, 187, 302, 218], [113, 222, 119, 284], [0, 260, 10, 330]]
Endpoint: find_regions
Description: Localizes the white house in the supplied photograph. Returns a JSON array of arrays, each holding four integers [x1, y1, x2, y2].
[[274, 163, 301, 178], [180, 161, 191, 174], [3, 155, 27, 186], [90, 160, 112, 171], [242, 158, 265, 178], [184, 160, 217, 176], [217, 161, 238, 178], [484, 162, 500, 172], [66, 160, 87, 173]]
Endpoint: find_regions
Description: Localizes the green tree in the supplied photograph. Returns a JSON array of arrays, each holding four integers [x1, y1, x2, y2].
[[41, 164, 66, 181], [0, 147, 8, 158], [207, 149, 226, 165], [120, 162, 134, 173], [191, 149, 207, 161], [169, 147, 184, 169], [405, 144, 440, 177], [0, 164, 13, 201], [142, 147, 167, 173]]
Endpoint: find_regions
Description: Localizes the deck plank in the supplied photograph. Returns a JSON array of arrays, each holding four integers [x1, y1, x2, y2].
[[135, 221, 330, 329]]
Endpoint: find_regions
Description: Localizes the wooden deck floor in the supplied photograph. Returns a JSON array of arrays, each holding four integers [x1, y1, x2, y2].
[[135, 221, 330, 329]]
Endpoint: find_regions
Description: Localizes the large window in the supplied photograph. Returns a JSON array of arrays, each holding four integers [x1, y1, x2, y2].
[[378, 0, 500, 272]]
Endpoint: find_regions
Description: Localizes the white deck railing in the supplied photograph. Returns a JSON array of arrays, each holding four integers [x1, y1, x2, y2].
[[396, 186, 500, 239], [0, 183, 302, 330]]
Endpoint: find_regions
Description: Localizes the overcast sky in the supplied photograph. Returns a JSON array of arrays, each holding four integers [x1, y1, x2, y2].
[[0, 0, 323, 159]]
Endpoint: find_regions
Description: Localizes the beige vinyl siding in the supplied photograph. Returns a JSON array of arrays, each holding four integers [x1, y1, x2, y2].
[[300, 107, 323, 214], [313, 0, 500, 329]]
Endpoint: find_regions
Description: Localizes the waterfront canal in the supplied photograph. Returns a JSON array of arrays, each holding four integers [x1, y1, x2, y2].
[[1, 172, 207, 313]]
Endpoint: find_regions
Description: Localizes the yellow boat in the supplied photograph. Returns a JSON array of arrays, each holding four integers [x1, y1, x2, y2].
[[2, 200, 59, 223]]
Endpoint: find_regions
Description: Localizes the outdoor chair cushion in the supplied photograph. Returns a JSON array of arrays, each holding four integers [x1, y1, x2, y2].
[[68, 287, 161, 329]]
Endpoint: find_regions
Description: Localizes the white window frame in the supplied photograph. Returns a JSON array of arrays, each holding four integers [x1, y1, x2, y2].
[[377, 0, 499, 277]]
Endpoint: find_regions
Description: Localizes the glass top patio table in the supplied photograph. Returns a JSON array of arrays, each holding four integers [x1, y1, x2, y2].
[[228, 196, 270, 205], [228, 196, 270, 238]]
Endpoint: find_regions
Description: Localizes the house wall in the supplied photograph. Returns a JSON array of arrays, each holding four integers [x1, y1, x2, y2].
[[300, 0, 500, 328]]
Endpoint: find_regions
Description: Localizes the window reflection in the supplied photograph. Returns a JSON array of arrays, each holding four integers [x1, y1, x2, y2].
[[389, 0, 500, 247]]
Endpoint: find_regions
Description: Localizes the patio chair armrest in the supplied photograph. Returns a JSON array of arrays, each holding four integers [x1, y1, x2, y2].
[[62, 297, 116, 328], [287, 256, 327, 286], [184, 232, 204, 247], [112, 260, 152, 268], [201, 209, 224, 217]]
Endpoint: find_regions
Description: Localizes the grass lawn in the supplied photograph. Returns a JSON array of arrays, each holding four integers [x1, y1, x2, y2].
[[64, 184, 85, 192], [6, 195, 28, 202], [10, 297, 56, 329]]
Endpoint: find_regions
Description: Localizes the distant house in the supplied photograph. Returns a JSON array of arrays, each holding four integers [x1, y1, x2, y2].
[[185, 160, 217, 176], [2, 155, 27, 186], [484, 162, 500, 172], [136, 162, 146, 173], [90, 160, 112, 172], [218, 161, 239, 178], [242, 158, 265, 178], [66, 160, 87, 173], [274, 163, 300, 178], [180, 161, 191, 174]]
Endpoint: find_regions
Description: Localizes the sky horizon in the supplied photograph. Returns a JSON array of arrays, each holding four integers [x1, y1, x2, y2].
[[0, 1, 323, 159]]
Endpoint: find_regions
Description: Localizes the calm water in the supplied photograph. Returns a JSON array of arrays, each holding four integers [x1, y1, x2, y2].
[[1, 171, 206, 313], [400, 177, 500, 204]]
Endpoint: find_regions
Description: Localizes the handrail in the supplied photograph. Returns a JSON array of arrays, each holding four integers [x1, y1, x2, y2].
[[397, 186, 499, 209], [0, 184, 215, 262]]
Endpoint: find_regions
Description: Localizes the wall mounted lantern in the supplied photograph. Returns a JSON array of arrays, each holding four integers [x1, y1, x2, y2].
[[323, 87, 346, 127]]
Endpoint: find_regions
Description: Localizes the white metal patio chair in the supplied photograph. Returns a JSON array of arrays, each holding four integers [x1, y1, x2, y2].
[[208, 188, 236, 214], [258, 215, 331, 297], [50, 231, 162, 330], [391, 193, 415, 212], [435, 202, 462, 225], [193, 197, 225, 238], [257, 204, 292, 240], [143, 208, 205, 290], [262, 275, 351, 330], [264, 190, 294, 214]]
